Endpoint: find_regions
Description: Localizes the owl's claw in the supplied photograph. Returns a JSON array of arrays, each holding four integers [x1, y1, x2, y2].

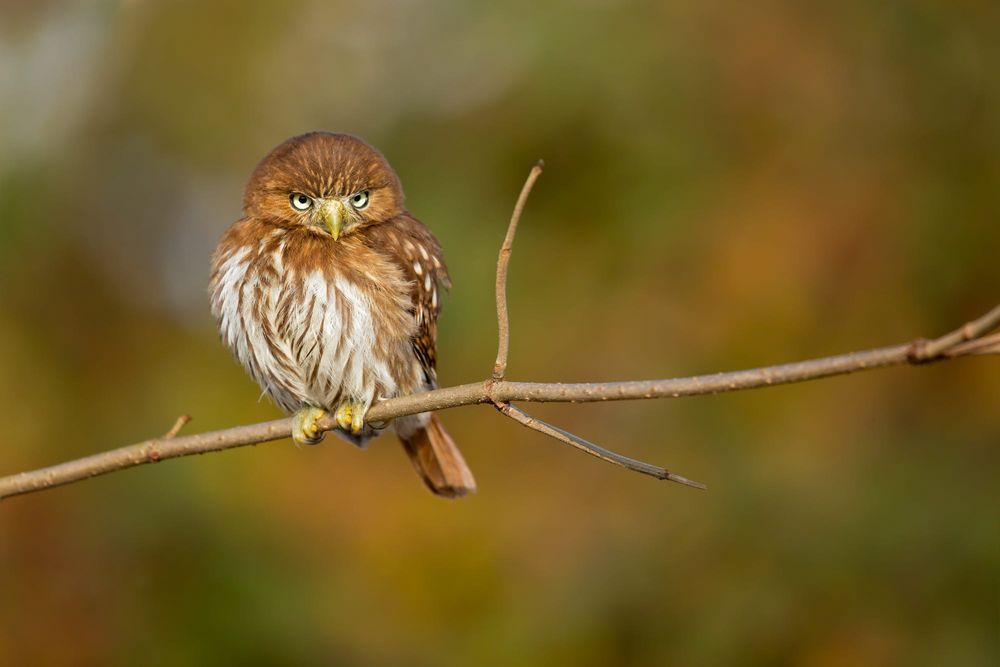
[[292, 406, 327, 445], [334, 402, 365, 434]]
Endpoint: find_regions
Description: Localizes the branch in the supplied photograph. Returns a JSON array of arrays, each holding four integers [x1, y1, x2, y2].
[[2, 302, 995, 500], [1, 161, 997, 500], [0, 306, 1000, 499], [494, 401, 707, 489], [493, 160, 543, 381]]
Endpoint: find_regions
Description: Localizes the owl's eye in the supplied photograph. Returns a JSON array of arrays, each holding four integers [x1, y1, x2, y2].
[[289, 193, 313, 211], [349, 190, 369, 210]]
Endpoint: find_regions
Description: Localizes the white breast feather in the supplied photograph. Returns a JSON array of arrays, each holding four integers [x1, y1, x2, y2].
[[212, 247, 251, 366], [334, 276, 396, 396], [213, 244, 399, 414]]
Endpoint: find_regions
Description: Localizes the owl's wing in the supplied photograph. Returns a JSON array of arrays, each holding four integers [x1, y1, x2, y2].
[[376, 213, 451, 386]]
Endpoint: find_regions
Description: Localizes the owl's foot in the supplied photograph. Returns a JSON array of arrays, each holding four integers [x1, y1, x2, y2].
[[292, 406, 327, 445], [334, 401, 365, 435]]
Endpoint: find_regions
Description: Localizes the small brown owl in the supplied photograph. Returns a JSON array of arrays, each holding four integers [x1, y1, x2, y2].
[[209, 132, 475, 498]]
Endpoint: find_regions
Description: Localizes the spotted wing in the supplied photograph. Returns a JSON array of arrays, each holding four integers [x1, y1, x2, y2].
[[372, 214, 451, 385]]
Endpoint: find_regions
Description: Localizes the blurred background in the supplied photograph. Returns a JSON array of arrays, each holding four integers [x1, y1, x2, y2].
[[1, 1, 998, 664]]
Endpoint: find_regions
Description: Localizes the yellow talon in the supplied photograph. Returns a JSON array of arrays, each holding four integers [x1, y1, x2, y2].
[[334, 402, 365, 434], [334, 404, 353, 431], [292, 406, 327, 445]]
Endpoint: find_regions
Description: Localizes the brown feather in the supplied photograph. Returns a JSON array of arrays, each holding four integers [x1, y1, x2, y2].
[[399, 414, 476, 498]]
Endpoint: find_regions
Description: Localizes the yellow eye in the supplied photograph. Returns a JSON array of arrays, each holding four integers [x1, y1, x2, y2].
[[289, 193, 313, 211], [349, 190, 369, 209]]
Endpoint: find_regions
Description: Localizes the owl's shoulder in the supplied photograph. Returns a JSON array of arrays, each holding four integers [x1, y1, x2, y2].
[[366, 213, 450, 287]]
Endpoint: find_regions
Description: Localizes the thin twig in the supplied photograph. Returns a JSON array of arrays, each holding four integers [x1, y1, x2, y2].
[[944, 331, 1000, 357], [493, 161, 544, 380], [495, 401, 706, 489], [908, 304, 1000, 361], [162, 415, 191, 439]]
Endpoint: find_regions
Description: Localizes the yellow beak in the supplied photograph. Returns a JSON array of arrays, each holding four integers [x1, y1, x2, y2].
[[320, 200, 346, 240]]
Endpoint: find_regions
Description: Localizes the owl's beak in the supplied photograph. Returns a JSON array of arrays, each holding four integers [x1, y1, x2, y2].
[[320, 200, 346, 240]]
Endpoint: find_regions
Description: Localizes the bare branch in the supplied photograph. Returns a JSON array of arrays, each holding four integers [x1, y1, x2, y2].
[[2, 306, 995, 501], [494, 401, 706, 489], [0, 161, 996, 502], [493, 161, 544, 381]]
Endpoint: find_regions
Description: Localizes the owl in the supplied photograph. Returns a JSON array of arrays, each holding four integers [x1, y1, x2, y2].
[[209, 132, 475, 498]]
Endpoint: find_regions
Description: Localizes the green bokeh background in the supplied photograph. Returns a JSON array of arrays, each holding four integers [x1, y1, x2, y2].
[[1, 1, 998, 665]]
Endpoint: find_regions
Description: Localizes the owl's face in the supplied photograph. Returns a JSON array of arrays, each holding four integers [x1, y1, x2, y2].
[[242, 132, 404, 239]]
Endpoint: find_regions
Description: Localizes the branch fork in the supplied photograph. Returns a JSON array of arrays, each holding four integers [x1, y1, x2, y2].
[[485, 160, 705, 487]]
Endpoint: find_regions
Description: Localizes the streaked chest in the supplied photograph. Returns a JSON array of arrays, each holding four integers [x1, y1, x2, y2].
[[210, 226, 417, 410]]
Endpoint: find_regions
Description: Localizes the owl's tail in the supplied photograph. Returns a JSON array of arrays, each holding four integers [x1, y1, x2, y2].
[[399, 414, 476, 498]]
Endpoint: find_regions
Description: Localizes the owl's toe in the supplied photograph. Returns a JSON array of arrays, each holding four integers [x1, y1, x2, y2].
[[292, 406, 327, 445], [334, 404, 353, 431], [334, 402, 365, 434]]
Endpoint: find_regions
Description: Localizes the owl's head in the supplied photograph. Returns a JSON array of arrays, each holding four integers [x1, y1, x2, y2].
[[243, 132, 404, 239]]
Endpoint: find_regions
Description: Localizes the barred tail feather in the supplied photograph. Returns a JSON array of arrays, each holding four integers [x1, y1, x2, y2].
[[399, 414, 476, 498]]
